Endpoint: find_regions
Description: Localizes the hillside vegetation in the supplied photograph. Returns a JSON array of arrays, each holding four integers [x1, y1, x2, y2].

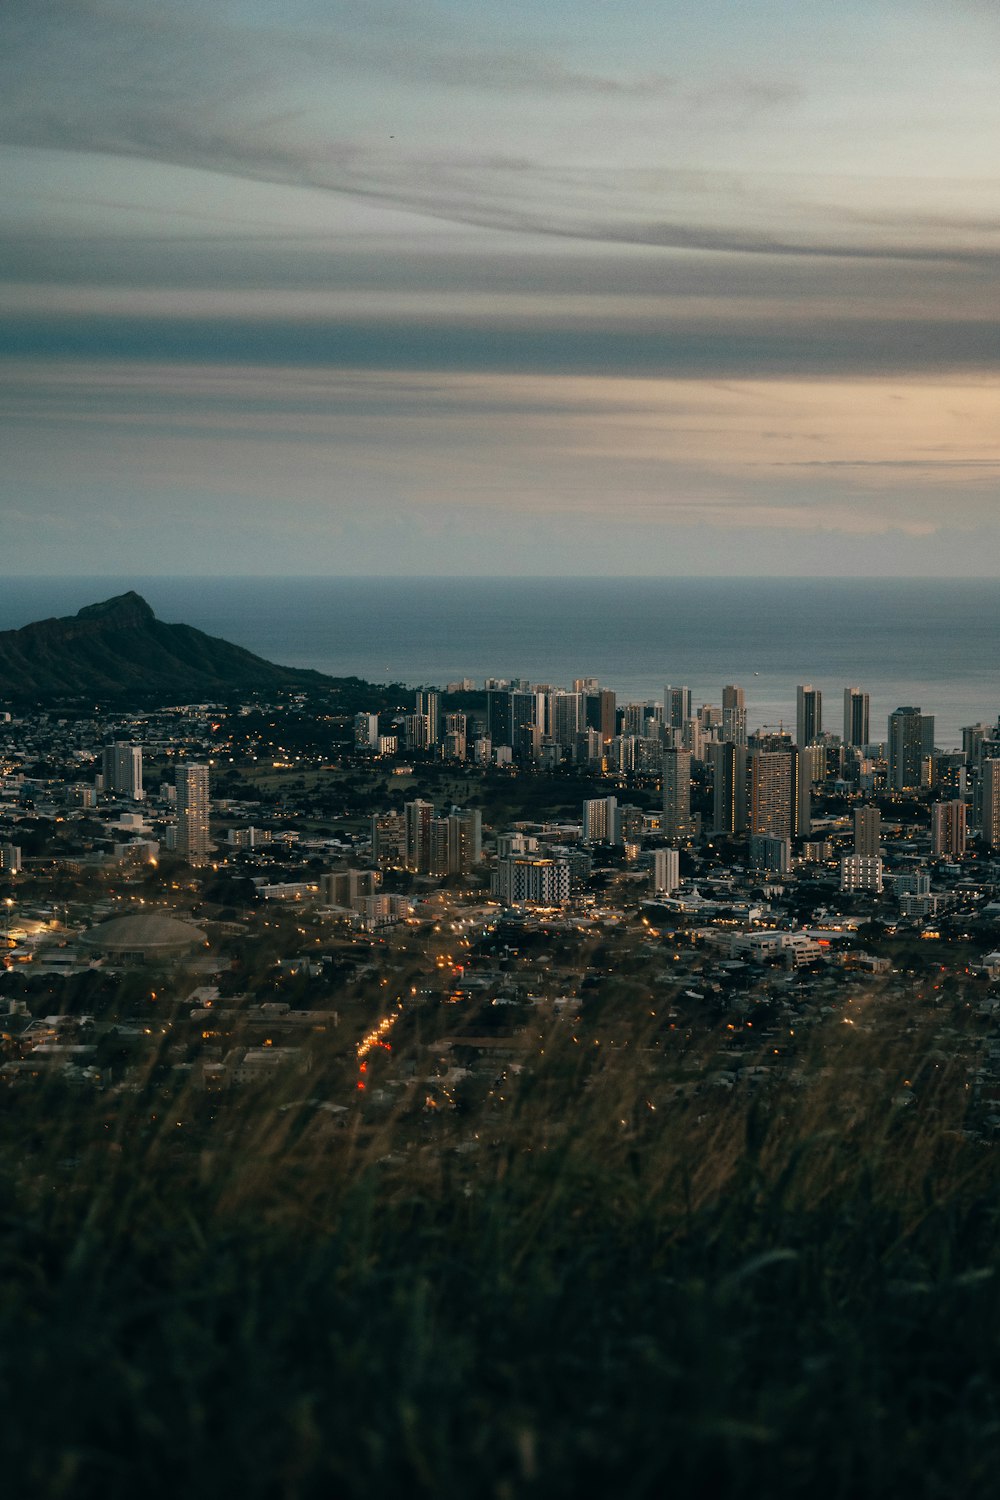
[[2, 1012, 998, 1499], [0, 592, 334, 701]]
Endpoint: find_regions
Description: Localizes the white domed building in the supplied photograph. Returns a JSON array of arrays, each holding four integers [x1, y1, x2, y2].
[[80, 911, 207, 965]]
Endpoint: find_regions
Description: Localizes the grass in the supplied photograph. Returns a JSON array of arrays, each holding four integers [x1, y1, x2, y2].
[[1, 1012, 999, 1498]]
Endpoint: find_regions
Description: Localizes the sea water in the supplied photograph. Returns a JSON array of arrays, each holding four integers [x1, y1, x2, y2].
[[1, 576, 997, 748]]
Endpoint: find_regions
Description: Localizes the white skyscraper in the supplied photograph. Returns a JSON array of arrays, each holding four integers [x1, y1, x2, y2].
[[651, 847, 680, 894]]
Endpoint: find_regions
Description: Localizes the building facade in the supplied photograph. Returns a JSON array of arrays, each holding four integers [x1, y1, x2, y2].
[[721, 684, 746, 746], [796, 686, 822, 748], [662, 748, 694, 841], [843, 688, 870, 749], [931, 800, 966, 859], [888, 707, 928, 794], [853, 805, 881, 859], [102, 742, 143, 800], [749, 745, 808, 841], [175, 763, 210, 866], [493, 856, 570, 906]]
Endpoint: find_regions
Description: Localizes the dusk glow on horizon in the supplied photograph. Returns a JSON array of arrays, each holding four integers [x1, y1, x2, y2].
[[3, 1, 999, 575]]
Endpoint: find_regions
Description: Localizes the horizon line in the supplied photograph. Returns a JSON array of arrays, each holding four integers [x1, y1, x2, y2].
[[2, 574, 997, 584]]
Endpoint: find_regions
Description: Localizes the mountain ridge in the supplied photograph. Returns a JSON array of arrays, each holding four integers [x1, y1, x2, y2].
[[0, 591, 339, 702]]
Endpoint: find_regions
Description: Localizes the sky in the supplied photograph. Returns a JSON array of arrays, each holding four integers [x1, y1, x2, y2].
[[2, 0, 999, 577]]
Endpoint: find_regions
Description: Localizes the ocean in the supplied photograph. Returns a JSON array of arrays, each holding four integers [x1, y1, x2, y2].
[[1, 576, 997, 749]]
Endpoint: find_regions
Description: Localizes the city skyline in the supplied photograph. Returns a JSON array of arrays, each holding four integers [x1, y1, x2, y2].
[[3, 2, 1000, 576]]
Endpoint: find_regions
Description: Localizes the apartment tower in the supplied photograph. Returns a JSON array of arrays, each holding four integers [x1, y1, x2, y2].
[[175, 763, 210, 866]]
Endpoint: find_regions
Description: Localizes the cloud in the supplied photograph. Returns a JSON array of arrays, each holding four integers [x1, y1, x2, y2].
[[3, 355, 997, 574], [772, 458, 1000, 469], [3, 3, 999, 579], [3, 310, 999, 379], [2, 2, 995, 264], [639, 501, 941, 537], [380, 48, 676, 99]]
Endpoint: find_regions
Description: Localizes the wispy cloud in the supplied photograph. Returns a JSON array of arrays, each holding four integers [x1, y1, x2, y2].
[[2, 2, 996, 263], [3, 2, 1000, 576], [3, 310, 999, 379]]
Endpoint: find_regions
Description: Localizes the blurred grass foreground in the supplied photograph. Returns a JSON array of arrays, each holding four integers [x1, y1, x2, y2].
[[2, 1011, 999, 1500]]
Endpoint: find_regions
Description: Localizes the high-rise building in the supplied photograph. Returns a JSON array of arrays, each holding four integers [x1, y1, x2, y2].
[[662, 748, 694, 841], [970, 726, 1000, 830], [612, 736, 635, 774], [354, 713, 379, 750], [322, 869, 379, 907], [404, 799, 434, 872], [888, 707, 927, 794], [585, 689, 617, 744], [840, 856, 883, 893], [711, 741, 747, 835], [963, 723, 991, 767], [175, 764, 210, 866], [623, 702, 654, 737], [512, 691, 543, 761], [576, 727, 604, 765], [796, 686, 822, 747], [651, 847, 680, 895], [749, 746, 808, 841], [443, 712, 467, 761], [853, 805, 881, 858], [843, 688, 870, 749], [446, 809, 482, 873], [931, 753, 965, 798], [414, 690, 440, 746], [486, 690, 513, 748], [102, 742, 143, 800], [931, 801, 966, 859], [681, 716, 704, 761], [552, 692, 584, 748], [749, 835, 791, 875], [428, 818, 451, 877], [921, 716, 937, 759], [720, 684, 747, 747], [801, 742, 827, 786], [664, 686, 692, 731], [492, 856, 570, 906], [371, 811, 406, 866], [981, 760, 1000, 849], [583, 796, 618, 844], [403, 714, 430, 752], [618, 803, 644, 845]]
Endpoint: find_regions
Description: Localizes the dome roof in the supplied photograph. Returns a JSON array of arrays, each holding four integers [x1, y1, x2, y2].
[[81, 911, 205, 956]]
